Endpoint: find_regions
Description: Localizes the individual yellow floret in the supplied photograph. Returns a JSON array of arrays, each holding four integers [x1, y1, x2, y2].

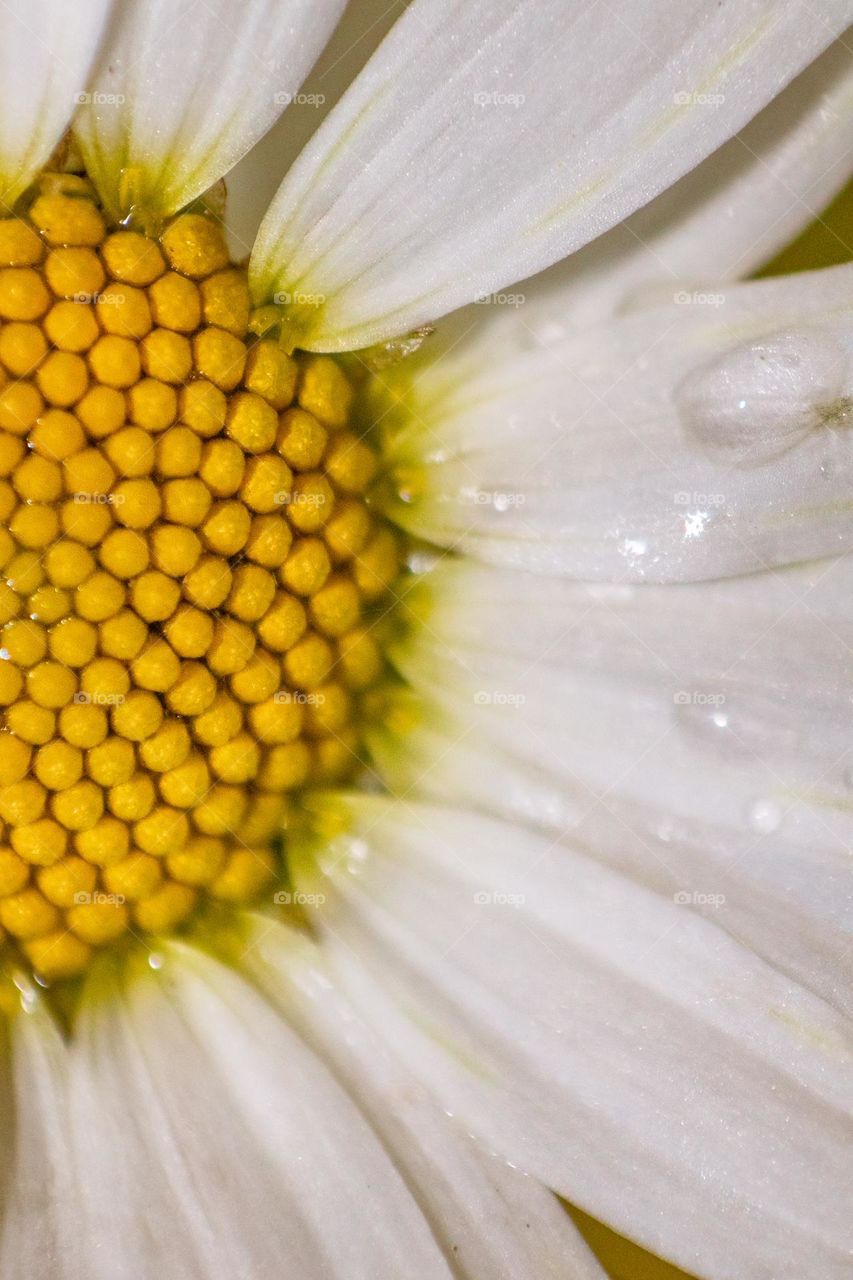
[[131, 639, 181, 692], [0, 888, 58, 939], [130, 571, 181, 623], [149, 524, 202, 576], [225, 390, 277, 452], [194, 327, 245, 390], [164, 606, 214, 658], [190, 695, 243, 748], [0, 219, 44, 266], [0, 268, 51, 321], [74, 815, 130, 866], [45, 540, 96, 588], [36, 855, 95, 907], [148, 271, 201, 332], [101, 231, 165, 285], [0, 321, 48, 376], [98, 610, 148, 661], [99, 528, 150, 579], [57, 701, 107, 749], [74, 571, 126, 622], [161, 213, 229, 278], [30, 408, 85, 460], [226, 565, 276, 623], [166, 662, 217, 716], [0, 381, 44, 433], [179, 379, 226, 437], [50, 779, 104, 832], [44, 246, 105, 299], [201, 500, 251, 556], [161, 477, 212, 527], [4, 700, 54, 745], [245, 514, 293, 569], [199, 269, 250, 335], [133, 881, 196, 932], [158, 752, 210, 807], [281, 537, 331, 596], [67, 898, 129, 945], [29, 191, 105, 247], [111, 690, 164, 742], [26, 660, 77, 709], [85, 739, 136, 789], [140, 328, 193, 383], [199, 437, 245, 496], [139, 720, 191, 774], [23, 931, 92, 981], [182, 555, 232, 609], [298, 355, 354, 428], [0, 734, 32, 785], [48, 614, 100, 666], [33, 740, 84, 791], [75, 383, 126, 437], [324, 432, 378, 494], [103, 852, 163, 901], [205, 619, 255, 676], [276, 407, 327, 470], [44, 299, 99, 352], [244, 341, 298, 410], [283, 631, 333, 690], [103, 426, 153, 478], [11, 817, 68, 866], [88, 333, 141, 388], [112, 477, 161, 528], [2, 618, 48, 665], [156, 425, 201, 477], [129, 378, 178, 431]]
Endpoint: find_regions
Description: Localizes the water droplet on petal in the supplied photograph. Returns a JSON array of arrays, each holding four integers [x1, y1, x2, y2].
[[745, 798, 781, 834], [676, 328, 850, 466]]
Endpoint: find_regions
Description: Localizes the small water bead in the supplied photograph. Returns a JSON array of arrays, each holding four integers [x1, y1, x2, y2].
[[745, 799, 782, 835], [0, 172, 401, 986]]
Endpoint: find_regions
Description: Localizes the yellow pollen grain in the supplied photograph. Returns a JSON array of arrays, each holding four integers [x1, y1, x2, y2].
[[0, 172, 399, 987]]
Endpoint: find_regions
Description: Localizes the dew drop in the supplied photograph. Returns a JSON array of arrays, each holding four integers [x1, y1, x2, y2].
[[745, 798, 781, 834], [675, 328, 850, 466]]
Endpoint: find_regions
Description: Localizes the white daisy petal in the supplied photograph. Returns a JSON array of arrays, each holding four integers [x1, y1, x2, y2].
[[0, 0, 111, 207], [73, 0, 347, 224], [449, 36, 853, 346], [294, 794, 853, 1280], [380, 557, 853, 1015], [0, 999, 82, 1279], [68, 951, 452, 1280], [246, 916, 607, 1280], [380, 262, 853, 582], [249, 0, 850, 351]]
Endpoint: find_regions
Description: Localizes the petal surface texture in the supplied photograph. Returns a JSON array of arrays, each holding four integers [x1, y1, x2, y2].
[[450, 36, 853, 344], [66, 952, 455, 1279], [251, 0, 851, 350], [294, 794, 853, 1280], [247, 918, 608, 1280], [379, 556, 853, 1016], [380, 263, 853, 582], [0, 0, 111, 205], [73, 0, 347, 223]]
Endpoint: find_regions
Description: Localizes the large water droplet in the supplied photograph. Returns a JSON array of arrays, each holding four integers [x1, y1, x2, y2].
[[675, 328, 850, 466]]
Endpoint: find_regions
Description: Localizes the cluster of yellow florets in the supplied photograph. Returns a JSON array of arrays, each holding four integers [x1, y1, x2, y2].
[[0, 172, 399, 983]]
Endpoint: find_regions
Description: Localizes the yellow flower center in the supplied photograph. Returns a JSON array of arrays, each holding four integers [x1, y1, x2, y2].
[[0, 171, 400, 988]]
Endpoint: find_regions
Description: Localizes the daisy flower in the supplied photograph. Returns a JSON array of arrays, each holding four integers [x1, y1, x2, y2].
[[0, 2, 850, 1279]]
